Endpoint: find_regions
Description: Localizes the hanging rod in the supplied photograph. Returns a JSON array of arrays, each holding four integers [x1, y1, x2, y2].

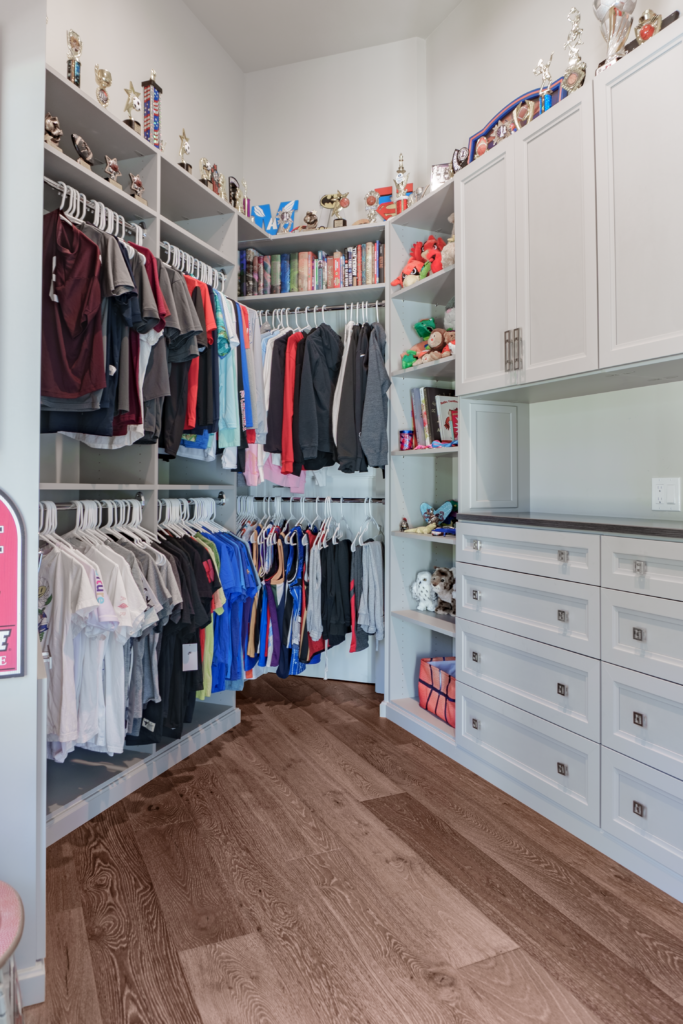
[[46, 495, 146, 510], [43, 175, 145, 237], [158, 492, 226, 506], [160, 240, 228, 291], [247, 496, 384, 504], [262, 301, 385, 314]]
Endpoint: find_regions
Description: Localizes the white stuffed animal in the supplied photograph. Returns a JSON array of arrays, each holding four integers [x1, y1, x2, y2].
[[410, 570, 438, 612]]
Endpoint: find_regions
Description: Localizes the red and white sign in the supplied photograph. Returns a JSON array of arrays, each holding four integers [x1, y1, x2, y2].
[[0, 491, 24, 677]]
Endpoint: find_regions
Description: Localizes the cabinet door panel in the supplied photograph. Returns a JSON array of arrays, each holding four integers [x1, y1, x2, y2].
[[516, 89, 598, 381], [455, 147, 516, 395], [602, 662, 683, 780], [595, 26, 683, 366]]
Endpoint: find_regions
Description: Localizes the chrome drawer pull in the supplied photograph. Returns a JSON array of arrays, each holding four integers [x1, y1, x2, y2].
[[557, 610, 568, 623], [633, 712, 644, 727], [557, 762, 568, 777], [633, 801, 645, 818], [504, 330, 512, 372], [634, 560, 647, 575], [633, 627, 646, 642], [472, 589, 480, 601], [471, 718, 480, 730], [471, 540, 482, 551], [513, 327, 522, 370], [557, 683, 568, 697], [471, 651, 480, 663], [557, 550, 570, 563]]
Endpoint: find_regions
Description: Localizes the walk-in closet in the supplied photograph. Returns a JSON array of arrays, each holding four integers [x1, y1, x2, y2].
[[3, 2, 683, 1022]]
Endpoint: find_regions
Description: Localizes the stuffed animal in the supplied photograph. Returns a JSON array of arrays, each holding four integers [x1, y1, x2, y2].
[[399, 338, 431, 369], [391, 241, 425, 289], [420, 235, 446, 276], [444, 306, 455, 331], [410, 570, 438, 612], [431, 567, 455, 615], [413, 328, 455, 364], [441, 236, 454, 269]]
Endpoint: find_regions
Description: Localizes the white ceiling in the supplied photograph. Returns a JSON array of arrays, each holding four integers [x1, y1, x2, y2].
[[182, 0, 463, 73]]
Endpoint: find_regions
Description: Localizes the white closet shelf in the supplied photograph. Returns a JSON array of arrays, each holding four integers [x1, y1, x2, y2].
[[239, 282, 385, 311], [391, 530, 456, 545], [45, 64, 159, 163], [160, 214, 234, 270], [390, 266, 455, 306], [158, 484, 228, 491], [238, 211, 270, 243], [385, 697, 456, 745], [391, 447, 458, 457], [44, 144, 156, 221], [39, 482, 153, 490], [390, 180, 454, 235], [160, 155, 236, 223], [391, 609, 456, 637], [392, 355, 455, 382], [239, 220, 385, 255]]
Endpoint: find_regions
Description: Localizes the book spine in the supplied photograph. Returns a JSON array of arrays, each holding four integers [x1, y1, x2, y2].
[[246, 249, 254, 296], [257, 255, 264, 296], [366, 243, 373, 286], [379, 243, 384, 284], [375, 241, 379, 284], [271, 254, 280, 294], [352, 247, 357, 287], [359, 244, 365, 285], [263, 255, 271, 295], [420, 388, 432, 445], [239, 250, 246, 296], [333, 254, 341, 289], [281, 252, 290, 293], [411, 389, 426, 446]]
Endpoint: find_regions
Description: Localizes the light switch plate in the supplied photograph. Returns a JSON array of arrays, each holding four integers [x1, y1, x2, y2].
[[652, 478, 681, 512]]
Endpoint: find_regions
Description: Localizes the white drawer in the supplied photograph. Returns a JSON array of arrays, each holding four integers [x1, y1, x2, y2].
[[602, 747, 683, 878], [457, 521, 600, 585], [601, 588, 683, 685], [457, 620, 600, 740], [457, 563, 601, 657], [602, 662, 683, 780], [601, 535, 683, 602], [458, 683, 600, 825]]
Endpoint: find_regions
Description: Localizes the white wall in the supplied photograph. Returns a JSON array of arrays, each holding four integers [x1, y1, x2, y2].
[[46, 0, 244, 179], [243, 38, 428, 229]]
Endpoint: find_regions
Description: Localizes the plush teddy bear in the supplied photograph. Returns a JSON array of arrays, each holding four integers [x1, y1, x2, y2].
[[410, 570, 438, 612], [415, 328, 455, 363], [431, 567, 455, 615]]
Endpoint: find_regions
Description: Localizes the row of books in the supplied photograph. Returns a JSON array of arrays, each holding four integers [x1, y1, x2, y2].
[[410, 387, 458, 446], [239, 242, 385, 297]]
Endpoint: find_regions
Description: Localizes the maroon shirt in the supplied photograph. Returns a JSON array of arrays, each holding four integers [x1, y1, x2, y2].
[[42, 210, 105, 398]]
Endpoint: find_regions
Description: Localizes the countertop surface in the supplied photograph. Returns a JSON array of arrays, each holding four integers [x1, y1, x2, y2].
[[456, 511, 683, 539]]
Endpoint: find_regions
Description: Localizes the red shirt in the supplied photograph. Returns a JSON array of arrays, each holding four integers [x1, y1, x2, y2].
[[131, 243, 170, 332], [41, 210, 105, 398], [280, 331, 303, 474]]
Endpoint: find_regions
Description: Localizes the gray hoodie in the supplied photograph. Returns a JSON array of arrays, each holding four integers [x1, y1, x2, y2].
[[360, 323, 390, 467]]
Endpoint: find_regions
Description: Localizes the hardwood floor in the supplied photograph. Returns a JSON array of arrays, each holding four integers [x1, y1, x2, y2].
[[27, 674, 683, 1024]]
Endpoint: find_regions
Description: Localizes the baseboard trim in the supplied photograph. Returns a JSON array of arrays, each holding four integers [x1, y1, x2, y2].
[[17, 959, 45, 1008]]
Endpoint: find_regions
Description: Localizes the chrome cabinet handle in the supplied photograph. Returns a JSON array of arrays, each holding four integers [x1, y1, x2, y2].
[[557, 762, 568, 777], [471, 651, 480, 663], [557, 610, 568, 623], [513, 327, 522, 370], [633, 627, 646, 642], [471, 540, 482, 551], [471, 718, 480, 730], [472, 589, 480, 601], [633, 712, 644, 727], [504, 330, 512, 371], [557, 550, 570, 563], [557, 683, 567, 697], [634, 560, 647, 575], [633, 800, 645, 818]]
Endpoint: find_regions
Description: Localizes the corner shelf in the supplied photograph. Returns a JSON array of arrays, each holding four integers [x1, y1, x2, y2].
[[390, 266, 455, 306], [391, 530, 456, 545], [384, 698, 456, 756], [391, 609, 456, 637], [239, 220, 385, 255], [238, 211, 270, 243], [159, 214, 233, 269], [160, 155, 236, 223], [389, 180, 454, 235], [392, 355, 455, 381], [44, 144, 155, 222], [39, 483, 152, 491], [391, 447, 458, 457], [240, 282, 384, 311]]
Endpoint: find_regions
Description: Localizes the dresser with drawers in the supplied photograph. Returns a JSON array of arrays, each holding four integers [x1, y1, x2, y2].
[[455, 512, 683, 898]]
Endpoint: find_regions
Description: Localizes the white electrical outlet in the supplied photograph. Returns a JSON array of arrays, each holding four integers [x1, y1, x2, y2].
[[652, 478, 682, 512]]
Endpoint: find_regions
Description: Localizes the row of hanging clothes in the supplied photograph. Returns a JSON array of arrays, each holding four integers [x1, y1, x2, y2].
[[237, 495, 384, 679], [38, 497, 257, 761]]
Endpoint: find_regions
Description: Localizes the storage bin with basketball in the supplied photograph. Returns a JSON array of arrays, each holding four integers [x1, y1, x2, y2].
[[418, 657, 456, 727]]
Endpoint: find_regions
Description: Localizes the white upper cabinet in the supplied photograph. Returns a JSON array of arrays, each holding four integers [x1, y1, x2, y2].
[[455, 145, 517, 395], [595, 25, 683, 367], [515, 88, 599, 383]]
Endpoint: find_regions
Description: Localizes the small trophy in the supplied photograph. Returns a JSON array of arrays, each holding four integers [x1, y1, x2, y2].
[[533, 54, 554, 111], [199, 158, 212, 188], [562, 8, 587, 93], [635, 8, 662, 44], [594, 1, 637, 74], [301, 210, 319, 230], [94, 65, 111, 107], [229, 176, 241, 208], [394, 154, 409, 213], [66, 30, 82, 87], [218, 173, 228, 201], [451, 146, 469, 175], [178, 129, 192, 173], [320, 191, 349, 227], [105, 155, 122, 189], [123, 81, 142, 135], [276, 205, 294, 234], [211, 163, 221, 195], [142, 71, 162, 149], [71, 133, 93, 170], [242, 180, 250, 217], [364, 190, 380, 222], [129, 172, 147, 205], [513, 98, 538, 131], [45, 113, 63, 150]]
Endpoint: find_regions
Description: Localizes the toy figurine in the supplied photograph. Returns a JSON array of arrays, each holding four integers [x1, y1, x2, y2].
[[410, 571, 438, 613], [199, 158, 212, 187], [104, 155, 122, 189], [431, 568, 455, 616], [400, 517, 410, 532], [71, 133, 93, 168], [45, 113, 63, 150], [129, 172, 147, 205]]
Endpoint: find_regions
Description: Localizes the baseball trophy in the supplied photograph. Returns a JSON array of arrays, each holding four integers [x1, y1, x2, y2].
[[594, 1, 637, 74], [178, 129, 192, 173]]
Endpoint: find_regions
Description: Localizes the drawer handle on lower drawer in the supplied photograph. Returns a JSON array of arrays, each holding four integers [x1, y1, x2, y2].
[[557, 762, 568, 777], [557, 683, 568, 697], [557, 610, 568, 623], [471, 651, 480, 663], [633, 712, 645, 727], [634, 560, 647, 575], [472, 589, 480, 601], [471, 718, 480, 730], [557, 550, 570, 563], [471, 540, 482, 551], [633, 627, 646, 642], [633, 801, 645, 818]]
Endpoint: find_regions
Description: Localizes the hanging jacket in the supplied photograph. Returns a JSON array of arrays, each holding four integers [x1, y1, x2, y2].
[[360, 323, 390, 468], [335, 325, 360, 473], [298, 323, 343, 468]]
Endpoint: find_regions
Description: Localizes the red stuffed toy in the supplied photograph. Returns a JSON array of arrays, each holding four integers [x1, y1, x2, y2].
[[421, 235, 446, 275], [391, 241, 425, 289]]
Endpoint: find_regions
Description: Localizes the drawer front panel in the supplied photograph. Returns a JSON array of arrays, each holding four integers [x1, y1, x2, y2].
[[602, 662, 683, 780], [602, 747, 683, 877], [601, 535, 683, 601], [458, 683, 600, 824], [601, 588, 683, 685], [457, 619, 600, 740], [457, 563, 601, 657], [457, 521, 600, 584]]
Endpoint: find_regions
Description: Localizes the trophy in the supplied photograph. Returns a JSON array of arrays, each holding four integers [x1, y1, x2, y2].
[[513, 98, 538, 131], [94, 65, 111, 107], [301, 210, 319, 230], [451, 146, 469, 174], [276, 205, 294, 234], [211, 163, 221, 195], [533, 54, 554, 111], [364, 190, 380, 222], [394, 154, 409, 213], [228, 176, 241, 209], [142, 71, 162, 149], [320, 191, 349, 227], [66, 30, 82, 87], [490, 122, 513, 146], [178, 129, 191, 173], [594, 1, 637, 74], [105, 155, 122, 189], [45, 113, 63, 150], [129, 172, 147, 205], [71, 133, 93, 169], [123, 81, 142, 134], [242, 180, 250, 217], [218, 173, 228, 201], [199, 158, 212, 188], [562, 8, 587, 93], [635, 8, 662, 44]]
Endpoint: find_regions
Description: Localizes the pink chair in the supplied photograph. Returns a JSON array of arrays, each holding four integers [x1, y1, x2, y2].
[[0, 881, 24, 1023]]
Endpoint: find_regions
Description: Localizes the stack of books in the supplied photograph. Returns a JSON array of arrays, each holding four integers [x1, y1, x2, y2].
[[239, 241, 385, 297], [410, 387, 458, 446]]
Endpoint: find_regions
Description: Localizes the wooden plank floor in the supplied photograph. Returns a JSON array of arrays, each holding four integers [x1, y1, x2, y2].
[[27, 674, 683, 1024]]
